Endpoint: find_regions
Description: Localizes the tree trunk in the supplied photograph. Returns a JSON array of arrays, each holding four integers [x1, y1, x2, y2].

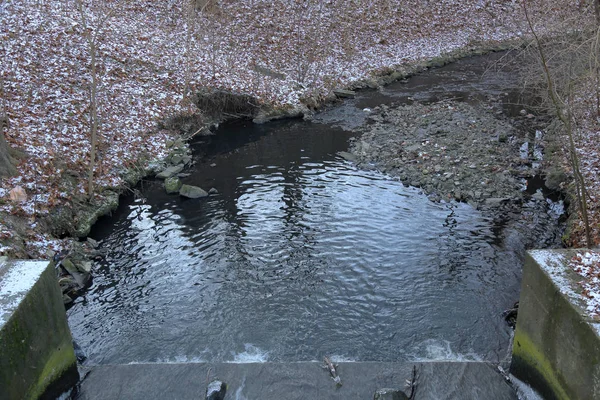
[[0, 118, 17, 178], [0, 78, 17, 178]]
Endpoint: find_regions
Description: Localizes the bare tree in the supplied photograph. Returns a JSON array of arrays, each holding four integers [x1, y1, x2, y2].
[[75, 0, 115, 200], [0, 77, 18, 178], [522, 0, 593, 247], [183, 0, 217, 103]]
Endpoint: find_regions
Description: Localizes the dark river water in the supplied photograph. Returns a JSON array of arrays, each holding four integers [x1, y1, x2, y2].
[[67, 53, 557, 366]]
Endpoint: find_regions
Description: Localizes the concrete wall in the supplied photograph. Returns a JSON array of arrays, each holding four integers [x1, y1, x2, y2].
[[0, 259, 78, 399], [511, 250, 600, 400]]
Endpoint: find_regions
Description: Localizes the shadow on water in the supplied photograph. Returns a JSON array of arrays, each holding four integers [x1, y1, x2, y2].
[[68, 52, 562, 368]]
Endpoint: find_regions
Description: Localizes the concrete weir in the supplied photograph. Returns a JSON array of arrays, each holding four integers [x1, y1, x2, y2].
[[511, 250, 600, 400], [0, 259, 78, 399], [76, 361, 516, 399]]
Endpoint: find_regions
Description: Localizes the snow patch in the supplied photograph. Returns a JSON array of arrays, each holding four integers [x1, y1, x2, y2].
[[0, 259, 49, 326]]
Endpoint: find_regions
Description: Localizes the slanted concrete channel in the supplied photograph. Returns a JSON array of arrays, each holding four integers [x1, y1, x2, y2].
[[76, 361, 516, 399], [512, 250, 600, 400], [0, 259, 78, 399]]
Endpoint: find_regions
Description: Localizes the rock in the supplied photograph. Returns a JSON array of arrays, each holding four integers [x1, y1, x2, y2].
[[73, 340, 87, 363], [182, 156, 192, 165], [165, 177, 183, 194], [170, 155, 183, 165], [532, 190, 545, 201], [145, 161, 165, 175], [210, 163, 217, 167], [78, 261, 93, 274], [156, 165, 184, 179], [9, 186, 26, 203], [333, 89, 356, 98], [545, 167, 568, 191], [61, 259, 91, 288], [208, 187, 218, 195], [485, 197, 510, 207], [58, 275, 80, 294], [337, 151, 358, 162], [373, 388, 409, 400], [405, 144, 421, 152], [253, 104, 308, 124], [206, 380, 226, 400], [179, 184, 208, 199], [86, 237, 99, 248], [60, 258, 78, 276]]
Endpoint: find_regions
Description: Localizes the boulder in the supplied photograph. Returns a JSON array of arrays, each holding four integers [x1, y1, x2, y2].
[[156, 165, 184, 179], [170, 155, 183, 165], [60, 259, 91, 288], [206, 380, 226, 400], [164, 177, 183, 194], [373, 388, 409, 400], [337, 151, 358, 162], [179, 184, 208, 199], [78, 261, 93, 274], [208, 187, 219, 195], [58, 275, 81, 295]]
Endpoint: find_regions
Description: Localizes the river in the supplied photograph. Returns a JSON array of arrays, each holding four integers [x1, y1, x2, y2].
[[67, 52, 563, 370]]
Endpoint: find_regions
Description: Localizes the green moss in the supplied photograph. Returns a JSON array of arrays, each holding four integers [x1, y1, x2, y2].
[[513, 315, 571, 400], [74, 191, 120, 237], [26, 344, 76, 400], [1, 262, 78, 399]]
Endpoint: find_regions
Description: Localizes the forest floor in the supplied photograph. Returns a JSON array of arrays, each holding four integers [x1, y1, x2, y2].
[[0, 0, 597, 259]]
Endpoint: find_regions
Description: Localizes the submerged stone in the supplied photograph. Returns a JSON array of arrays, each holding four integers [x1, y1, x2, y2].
[[179, 184, 208, 199], [164, 177, 183, 194]]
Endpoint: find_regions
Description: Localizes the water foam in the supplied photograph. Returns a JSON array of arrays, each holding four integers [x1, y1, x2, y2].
[[229, 344, 269, 363], [410, 339, 483, 362]]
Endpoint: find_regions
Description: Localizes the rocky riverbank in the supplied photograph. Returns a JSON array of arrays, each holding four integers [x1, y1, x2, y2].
[[346, 100, 565, 250], [349, 101, 530, 205]]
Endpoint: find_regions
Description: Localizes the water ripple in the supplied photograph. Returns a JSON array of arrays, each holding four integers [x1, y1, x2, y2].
[[69, 122, 522, 365]]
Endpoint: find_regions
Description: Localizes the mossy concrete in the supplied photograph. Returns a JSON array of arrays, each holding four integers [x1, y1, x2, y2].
[[0, 259, 78, 399], [511, 250, 600, 400]]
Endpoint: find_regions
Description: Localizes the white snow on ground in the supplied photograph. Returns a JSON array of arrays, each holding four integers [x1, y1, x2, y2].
[[532, 249, 600, 334], [0, 0, 591, 257], [0, 259, 48, 325], [569, 251, 600, 317]]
